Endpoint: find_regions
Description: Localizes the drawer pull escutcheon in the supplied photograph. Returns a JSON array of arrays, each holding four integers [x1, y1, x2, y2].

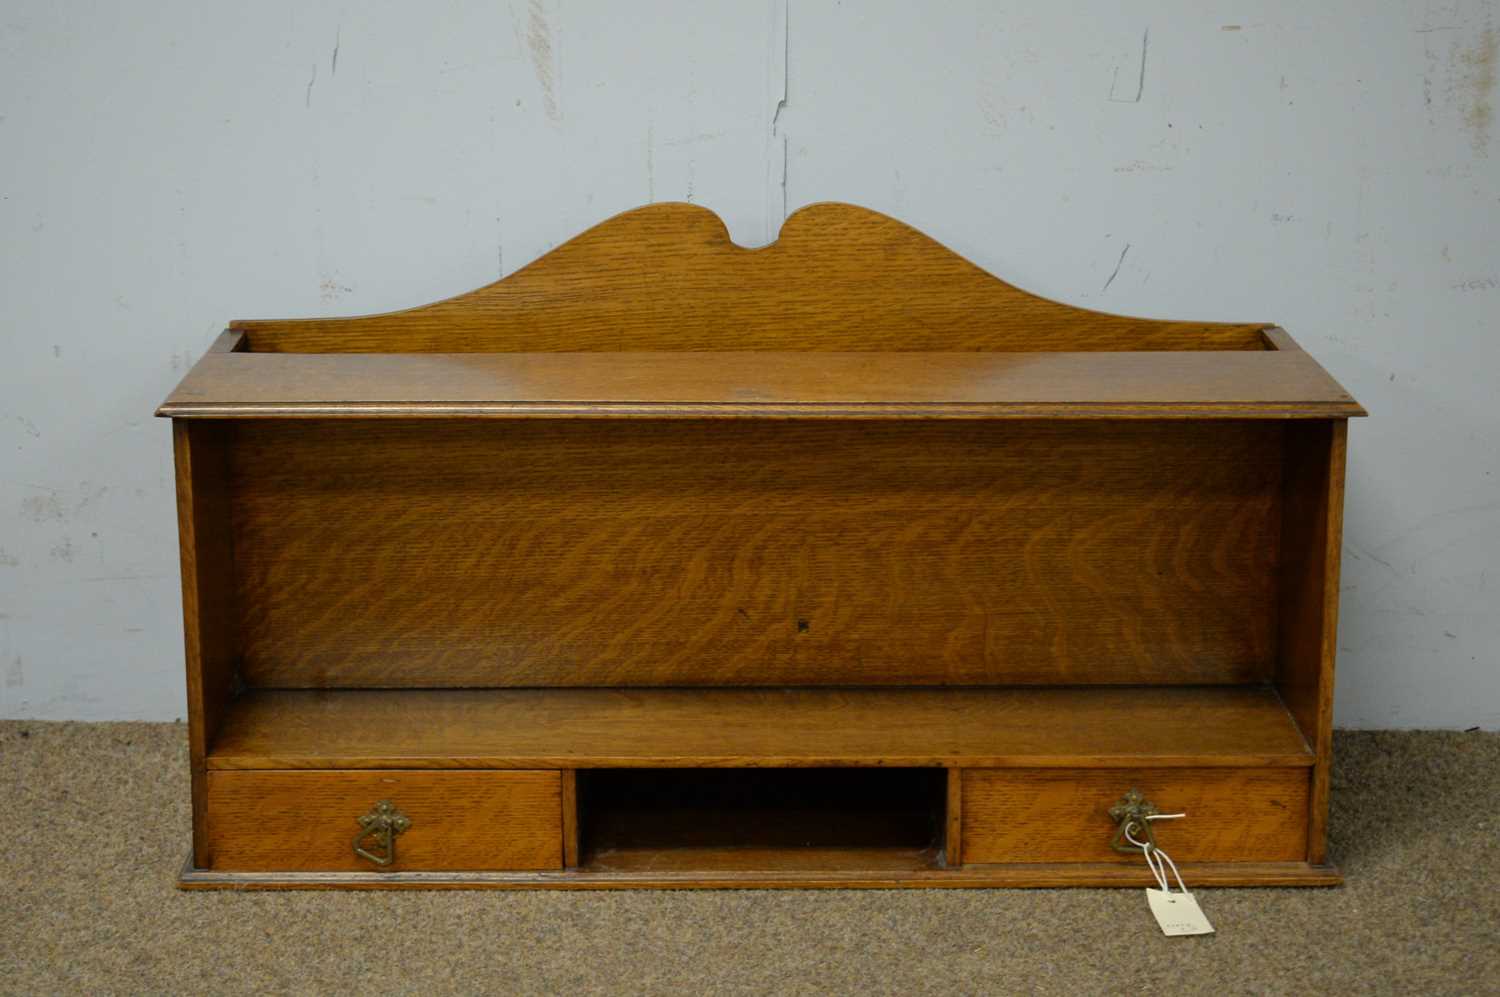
[[353, 799, 411, 867], [1108, 788, 1159, 853]]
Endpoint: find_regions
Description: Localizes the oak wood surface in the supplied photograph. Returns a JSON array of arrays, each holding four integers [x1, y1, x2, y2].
[[560, 769, 580, 868], [163, 202, 1361, 890], [946, 768, 963, 867], [1275, 421, 1349, 865], [158, 348, 1365, 421], [205, 770, 562, 872], [228, 419, 1284, 688], [177, 858, 1343, 890], [206, 686, 1314, 770], [229, 203, 1271, 354], [173, 421, 239, 868], [961, 768, 1310, 864]]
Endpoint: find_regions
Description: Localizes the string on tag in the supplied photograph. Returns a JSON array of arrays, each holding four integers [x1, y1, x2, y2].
[[1124, 812, 1216, 935], [1125, 813, 1186, 894]]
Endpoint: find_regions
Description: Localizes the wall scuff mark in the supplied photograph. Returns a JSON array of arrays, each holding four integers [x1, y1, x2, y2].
[[527, 1, 561, 122], [1421, 19, 1496, 154], [1458, 26, 1496, 154]]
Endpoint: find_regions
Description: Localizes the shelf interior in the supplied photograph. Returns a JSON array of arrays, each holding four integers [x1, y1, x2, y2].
[[578, 768, 947, 873], [207, 685, 1314, 771]]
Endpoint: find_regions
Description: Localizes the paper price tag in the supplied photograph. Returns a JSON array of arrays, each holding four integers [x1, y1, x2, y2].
[[1146, 888, 1215, 936]]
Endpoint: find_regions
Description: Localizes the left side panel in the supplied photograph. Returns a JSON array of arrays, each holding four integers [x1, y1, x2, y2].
[[172, 420, 239, 867]]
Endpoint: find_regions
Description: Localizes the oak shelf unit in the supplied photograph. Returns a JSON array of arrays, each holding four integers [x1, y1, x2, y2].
[[163, 202, 1362, 889]]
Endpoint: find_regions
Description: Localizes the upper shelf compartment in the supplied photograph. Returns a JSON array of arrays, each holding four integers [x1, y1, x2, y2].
[[157, 202, 1365, 420]]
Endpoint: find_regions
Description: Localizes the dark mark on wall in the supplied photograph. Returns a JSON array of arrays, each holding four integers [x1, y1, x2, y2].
[[1101, 243, 1131, 292], [1108, 29, 1149, 103]]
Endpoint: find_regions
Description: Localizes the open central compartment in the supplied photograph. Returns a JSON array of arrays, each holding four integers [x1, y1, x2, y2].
[[578, 767, 949, 873]]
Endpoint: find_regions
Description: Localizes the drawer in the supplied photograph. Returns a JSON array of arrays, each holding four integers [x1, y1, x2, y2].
[[205, 770, 563, 872], [961, 768, 1309, 865]]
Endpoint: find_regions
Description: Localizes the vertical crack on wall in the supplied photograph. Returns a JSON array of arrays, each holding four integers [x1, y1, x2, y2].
[[781, 133, 789, 222], [1108, 28, 1149, 103], [765, 0, 789, 242], [646, 118, 655, 203], [1101, 243, 1131, 292]]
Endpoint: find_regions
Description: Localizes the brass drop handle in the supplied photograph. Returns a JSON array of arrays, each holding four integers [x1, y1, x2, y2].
[[1108, 788, 1159, 853], [352, 799, 411, 867]]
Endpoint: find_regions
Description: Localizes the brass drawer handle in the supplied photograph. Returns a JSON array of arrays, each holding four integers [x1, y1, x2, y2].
[[1108, 788, 1159, 853], [353, 799, 411, 867]]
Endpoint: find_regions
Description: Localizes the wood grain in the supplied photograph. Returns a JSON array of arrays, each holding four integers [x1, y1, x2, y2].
[[157, 349, 1366, 420], [173, 421, 239, 867], [228, 419, 1284, 688], [163, 203, 1361, 890], [205, 770, 562, 872], [178, 859, 1343, 890], [961, 768, 1310, 864], [945, 768, 963, 867], [206, 686, 1314, 770], [1276, 420, 1349, 865], [561, 769, 580, 868], [230, 202, 1271, 354]]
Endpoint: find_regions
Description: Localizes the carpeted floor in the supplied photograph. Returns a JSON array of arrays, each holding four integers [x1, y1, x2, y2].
[[1, 724, 1496, 995]]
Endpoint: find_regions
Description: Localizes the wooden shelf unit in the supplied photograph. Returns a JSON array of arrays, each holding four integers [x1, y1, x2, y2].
[[163, 202, 1362, 889]]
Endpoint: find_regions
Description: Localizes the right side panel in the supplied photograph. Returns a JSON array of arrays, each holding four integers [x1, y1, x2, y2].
[[1276, 420, 1349, 865]]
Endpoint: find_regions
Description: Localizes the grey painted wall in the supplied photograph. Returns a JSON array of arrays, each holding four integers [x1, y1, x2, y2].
[[2, 1, 1496, 726]]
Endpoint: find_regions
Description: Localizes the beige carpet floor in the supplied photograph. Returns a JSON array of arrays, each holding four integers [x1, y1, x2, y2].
[[1, 723, 1497, 995]]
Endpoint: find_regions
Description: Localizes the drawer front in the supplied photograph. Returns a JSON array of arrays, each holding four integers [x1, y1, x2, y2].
[[206, 770, 562, 872], [961, 768, 1309, 864]]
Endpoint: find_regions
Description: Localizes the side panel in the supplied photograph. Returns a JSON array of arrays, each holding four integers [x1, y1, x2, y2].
[[1276, 420, 1349, 864], [173, 420, 239, 867]]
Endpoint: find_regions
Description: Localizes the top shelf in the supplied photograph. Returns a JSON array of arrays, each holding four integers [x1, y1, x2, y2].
[[157, 203, 1363, 420], [159, 338, 1364, 421]]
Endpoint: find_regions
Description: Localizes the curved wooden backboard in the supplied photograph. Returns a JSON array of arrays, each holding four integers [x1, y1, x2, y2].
[[235, 202, 1268, 353]]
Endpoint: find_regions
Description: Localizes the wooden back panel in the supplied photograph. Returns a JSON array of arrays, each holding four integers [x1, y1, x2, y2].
[[230, 419, 1283, 688], [234, 203, 1268, 353]]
